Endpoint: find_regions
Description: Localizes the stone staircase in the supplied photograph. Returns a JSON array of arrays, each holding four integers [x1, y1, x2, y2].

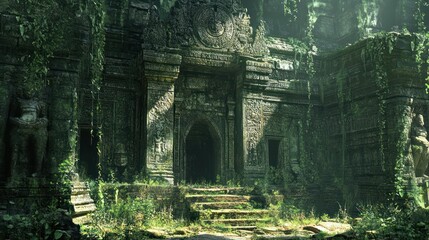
[[186, 187, 280, 230], [70, 181, 96, 224]]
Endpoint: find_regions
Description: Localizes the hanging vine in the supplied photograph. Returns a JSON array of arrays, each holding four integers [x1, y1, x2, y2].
[[283, 0, 301, 22], [357, 0, 378, 39], [10, 0, 106, 188], [11, 0, 80, 97]]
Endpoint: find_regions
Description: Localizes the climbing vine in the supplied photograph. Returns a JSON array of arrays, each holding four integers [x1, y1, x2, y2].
[[282, 0, 318, 187], [11, 0, 80, 97], [10, 0, 106, 193], [283, 0, 301, 22], [357, 0, 378, 38]]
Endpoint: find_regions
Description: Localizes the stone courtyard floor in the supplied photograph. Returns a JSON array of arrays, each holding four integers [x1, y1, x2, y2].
[[143, 221, 353, 240]]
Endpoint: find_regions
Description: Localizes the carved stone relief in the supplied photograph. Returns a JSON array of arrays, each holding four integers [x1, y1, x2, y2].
[[8, 98, 48, 179], [147, 84, 174, 166], [193, 4, 234, 49], [167, 0, 268, 56], [411, 114, 429, 177], [244, 99, 265, 166]]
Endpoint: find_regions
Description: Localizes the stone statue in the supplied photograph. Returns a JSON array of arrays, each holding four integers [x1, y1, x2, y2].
[[9, 98, 48, 178], [411, 114, 429, 177]]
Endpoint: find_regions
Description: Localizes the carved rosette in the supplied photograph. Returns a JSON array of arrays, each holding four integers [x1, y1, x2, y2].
[[193, 4, 234, 49], [166, 0, 268, 56]]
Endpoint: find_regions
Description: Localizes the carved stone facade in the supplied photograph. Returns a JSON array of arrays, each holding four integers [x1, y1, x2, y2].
[[2, 0, 429, 212]]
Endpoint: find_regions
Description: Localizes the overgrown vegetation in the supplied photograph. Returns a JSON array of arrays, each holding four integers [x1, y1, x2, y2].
[[352, 204, 429, 239], [0, 205, 77, 240]]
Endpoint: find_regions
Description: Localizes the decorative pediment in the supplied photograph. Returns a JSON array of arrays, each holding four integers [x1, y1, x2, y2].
[[144, 0, 268, 56]]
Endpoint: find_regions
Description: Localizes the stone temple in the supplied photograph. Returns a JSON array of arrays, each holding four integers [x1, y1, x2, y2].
[[1, 0, 429, 214]]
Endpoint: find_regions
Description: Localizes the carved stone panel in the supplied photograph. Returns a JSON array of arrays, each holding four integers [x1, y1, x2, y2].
[[244, 99, 265, 166], [147, 83, 174, 169]]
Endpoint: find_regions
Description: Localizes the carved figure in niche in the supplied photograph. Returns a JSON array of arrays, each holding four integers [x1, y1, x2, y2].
[[9, 98, 48, 178], [114, 143, 128, 181], [411, 114, 429, 177], [154, 132, 165, 163], [114, 143, 128, 167]]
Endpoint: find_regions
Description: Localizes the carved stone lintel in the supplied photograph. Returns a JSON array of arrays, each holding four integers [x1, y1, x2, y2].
[[143, 50, 182, 82]]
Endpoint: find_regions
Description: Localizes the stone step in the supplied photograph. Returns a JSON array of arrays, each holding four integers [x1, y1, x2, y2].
[[72, 214, 92, 225], [71, 193, 94, 205], [185, 194, 252, 203], [70, 181, 96, 225], [72, 182, 88, 189], [73, 203, 97, 216], [202, 218, 271, 226], [202, 209, 270, 220], [191, 201, 252, 210]]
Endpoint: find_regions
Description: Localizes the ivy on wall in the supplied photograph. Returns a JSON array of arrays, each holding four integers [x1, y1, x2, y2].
[[9, 0, 107, 195], [10, 0, 80, 97], [282, 0, 318, 188]]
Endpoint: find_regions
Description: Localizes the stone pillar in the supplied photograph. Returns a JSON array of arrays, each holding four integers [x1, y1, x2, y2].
[[143, 50, 181, 184], [240, 59, 272, 183]]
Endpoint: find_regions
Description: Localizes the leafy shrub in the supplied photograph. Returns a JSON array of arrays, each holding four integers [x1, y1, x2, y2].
[[0, 207, 77, 240], [353, 204, 429, 239], [96, 197, 155, 227]]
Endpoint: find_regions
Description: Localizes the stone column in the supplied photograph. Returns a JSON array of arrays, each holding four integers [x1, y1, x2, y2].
[[143, 50, 181, 184], [240, 59, 272, 183]]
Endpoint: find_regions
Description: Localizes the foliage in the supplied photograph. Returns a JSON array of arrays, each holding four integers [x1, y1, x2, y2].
[[353, 204, 429, 239], [283, 0, 301, 22], [0, 206, 75, 240], [10, 0, 80, 98], [81, 197, 155, 239], [268, 201, 320, 227]]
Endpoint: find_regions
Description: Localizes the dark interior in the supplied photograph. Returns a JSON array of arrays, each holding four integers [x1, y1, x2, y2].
[[78, 128, 99, 180], [185, 122, 219, 183], [268, 139, 280, 168]]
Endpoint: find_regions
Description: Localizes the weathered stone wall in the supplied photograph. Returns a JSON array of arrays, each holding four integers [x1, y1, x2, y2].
[[317, 36, 429, 207], [77, 0, 149, 181]]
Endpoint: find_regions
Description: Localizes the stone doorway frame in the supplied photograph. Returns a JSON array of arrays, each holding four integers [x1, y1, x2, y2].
[[178, 115, 224, 184]]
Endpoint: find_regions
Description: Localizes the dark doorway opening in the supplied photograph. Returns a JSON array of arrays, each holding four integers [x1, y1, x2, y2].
[[78, 128, 99, 180], [268, 139, 280, 168], [185, 122, 220, 183]]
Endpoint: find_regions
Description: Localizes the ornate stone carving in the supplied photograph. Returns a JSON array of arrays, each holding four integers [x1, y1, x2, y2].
[[411, 114, 429, 177], [143, 5, 167, 49], [147, 86, 174, 165], [8, 98, 48, 178], [245, 99, 265, 166], [167, 0, 268, 55], [193, 4, 234, 49]]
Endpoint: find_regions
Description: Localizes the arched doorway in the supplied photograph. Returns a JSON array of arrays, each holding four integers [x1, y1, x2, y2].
[[185, 121, 220, 183]]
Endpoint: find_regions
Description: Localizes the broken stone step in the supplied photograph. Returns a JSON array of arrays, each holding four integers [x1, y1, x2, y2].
[[203, 218, 271, 226], [192, 201, 252, 210], [203, 209, 270, 219], [73, 203, 96, 216], [72, 214, 92, 225], [185, 194, 252, 202], [188, 187, 248, 195]]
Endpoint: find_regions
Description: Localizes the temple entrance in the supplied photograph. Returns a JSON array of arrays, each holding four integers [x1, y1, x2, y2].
[[78, 128, 99, 180], [185, 121, 220, 183]]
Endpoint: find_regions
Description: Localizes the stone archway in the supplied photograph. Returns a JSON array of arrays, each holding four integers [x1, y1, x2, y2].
[[185, 120, 221, 183]]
